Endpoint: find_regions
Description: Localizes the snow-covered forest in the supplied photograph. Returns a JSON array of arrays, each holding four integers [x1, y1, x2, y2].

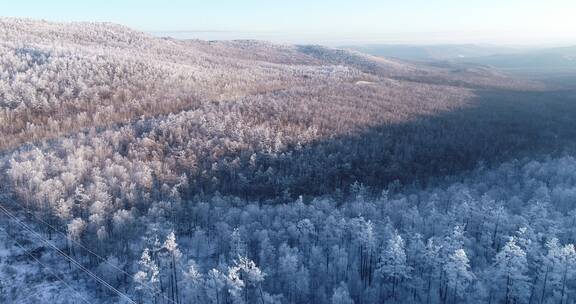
[[1, 18, 576, 304]]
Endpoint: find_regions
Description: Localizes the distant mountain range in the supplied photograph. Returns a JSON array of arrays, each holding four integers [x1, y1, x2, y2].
[[343, 44, 576, 87], [341, 44, 521, 61], [458, 46, 576, 72]]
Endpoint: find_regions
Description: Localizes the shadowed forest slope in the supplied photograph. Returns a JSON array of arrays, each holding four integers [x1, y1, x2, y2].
[[2, 19, 573, 203]]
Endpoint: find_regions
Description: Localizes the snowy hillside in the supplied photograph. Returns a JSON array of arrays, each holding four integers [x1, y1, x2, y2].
[[1, 18, 576, 304]]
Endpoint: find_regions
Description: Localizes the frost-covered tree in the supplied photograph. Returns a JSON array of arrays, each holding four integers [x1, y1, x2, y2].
[[377, 231, 411, 300], [206, 269, 227, 304], [182, 259, 204, 303], [230, 228, 248, 259], [443, 249, 474, 303], [493, 238, 531, 304], [331, 282, 354, 304], [228, 256, 265, 304], [134, 248, 160, 303], [162, 231, 182, 303]]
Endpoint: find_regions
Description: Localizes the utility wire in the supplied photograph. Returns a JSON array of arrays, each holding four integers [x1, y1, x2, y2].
[[0, 204, 137, 304], [2, 196, 178, 304], [2, 227, 92, 304]]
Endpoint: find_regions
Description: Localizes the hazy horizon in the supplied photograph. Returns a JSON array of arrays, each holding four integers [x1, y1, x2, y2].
[[151, 30, 576, 48], [5, 0, 576, 46]]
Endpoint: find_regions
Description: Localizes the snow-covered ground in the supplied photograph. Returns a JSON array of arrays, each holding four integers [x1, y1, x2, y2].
[[0, 210, 95, 303]]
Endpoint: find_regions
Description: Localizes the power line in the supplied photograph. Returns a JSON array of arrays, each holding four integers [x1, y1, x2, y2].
[[0, 204, 135, 303], [2, 227, 92, 304], [0, 204, 137, 304], [2, 197, 178, 304]]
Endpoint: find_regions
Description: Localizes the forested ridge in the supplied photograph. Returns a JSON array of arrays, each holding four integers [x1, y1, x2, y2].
[[1, 18, 576, 304]]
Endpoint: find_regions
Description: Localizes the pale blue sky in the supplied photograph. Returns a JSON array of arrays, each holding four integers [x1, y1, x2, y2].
[[4, 0, 576, 45]]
